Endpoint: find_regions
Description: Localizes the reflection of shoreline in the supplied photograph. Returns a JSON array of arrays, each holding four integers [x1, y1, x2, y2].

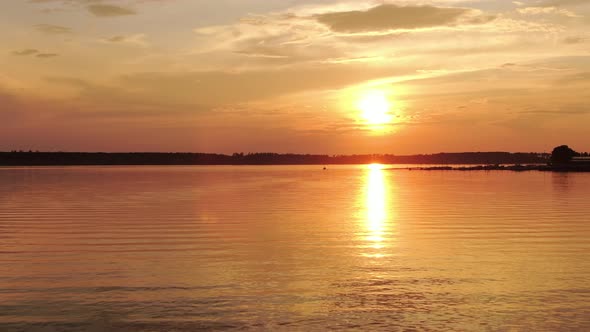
[[394, 164, 590, 172]]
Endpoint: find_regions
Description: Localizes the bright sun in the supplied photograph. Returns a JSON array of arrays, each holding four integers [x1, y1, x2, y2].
[[357, 90, 393, 125]]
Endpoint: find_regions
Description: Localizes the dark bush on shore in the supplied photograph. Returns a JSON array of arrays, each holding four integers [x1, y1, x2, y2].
[[550, 145, 578, 164]]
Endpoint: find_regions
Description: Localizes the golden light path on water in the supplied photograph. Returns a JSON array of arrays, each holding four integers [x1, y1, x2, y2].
[[362, 163, 393, 257]]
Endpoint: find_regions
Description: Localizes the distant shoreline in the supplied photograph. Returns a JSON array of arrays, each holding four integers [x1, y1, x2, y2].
[[0, 152, 588, 172], [0, 151, 548, 166], [2, 164, 589, 172]]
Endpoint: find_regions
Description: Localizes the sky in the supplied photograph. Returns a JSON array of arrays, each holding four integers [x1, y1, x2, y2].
[[1, 0, 589, 154]]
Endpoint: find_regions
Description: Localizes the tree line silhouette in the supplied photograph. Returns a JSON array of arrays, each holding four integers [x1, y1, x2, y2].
[[0, 151, 549, 166]]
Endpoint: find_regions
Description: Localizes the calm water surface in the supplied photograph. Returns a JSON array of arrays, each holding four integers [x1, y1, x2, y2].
[[1, 166, 590, 331]]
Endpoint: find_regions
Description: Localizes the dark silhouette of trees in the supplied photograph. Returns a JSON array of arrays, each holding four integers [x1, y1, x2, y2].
[[550, 145, 578, 164], [0, 151, 549, 166]]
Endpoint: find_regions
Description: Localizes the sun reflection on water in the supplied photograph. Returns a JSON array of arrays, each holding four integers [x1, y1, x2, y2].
[[362, 164, 393, 255]]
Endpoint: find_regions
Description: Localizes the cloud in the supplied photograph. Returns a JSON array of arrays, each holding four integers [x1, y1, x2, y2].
[[190, 4, 505, 71], [12, 49, 58, 58], [518, 109, 590, 115], [35, 24, 72, 34], [517, 6, 580, 17], [36, 53, 59, 58], [314, 4, 485, 33], [13, 49, 40, 56], [102, 34, 148, 46], [556, 71, 590, 84], [564, 36, 586, 44], [541, 0, 590, 6], [87, 4, 136, 17], [106, 35, 126, 42]]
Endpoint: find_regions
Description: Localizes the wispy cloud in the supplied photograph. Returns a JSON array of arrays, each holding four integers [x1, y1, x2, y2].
[[87, 4, 136, 17], [101, 34, 148, 46], [517, 6, 580, 17], [35, 23, 72, 34], [564, 36, 587, 44], [541, 0, 590, 7], [36, 53, 59, 58], [13, 49, 40, 56], [12, 49, 58, 58], [315, 4, 491, 33]]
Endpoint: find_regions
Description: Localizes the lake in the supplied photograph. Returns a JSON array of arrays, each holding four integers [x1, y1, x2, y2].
[[1, 166, 590, 331]]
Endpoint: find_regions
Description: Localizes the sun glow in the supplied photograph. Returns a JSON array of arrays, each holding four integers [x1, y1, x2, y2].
[[357, 90, 393, 125]]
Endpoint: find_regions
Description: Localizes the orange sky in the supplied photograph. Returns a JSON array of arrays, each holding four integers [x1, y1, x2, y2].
[[1, 0, 589, 154]]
